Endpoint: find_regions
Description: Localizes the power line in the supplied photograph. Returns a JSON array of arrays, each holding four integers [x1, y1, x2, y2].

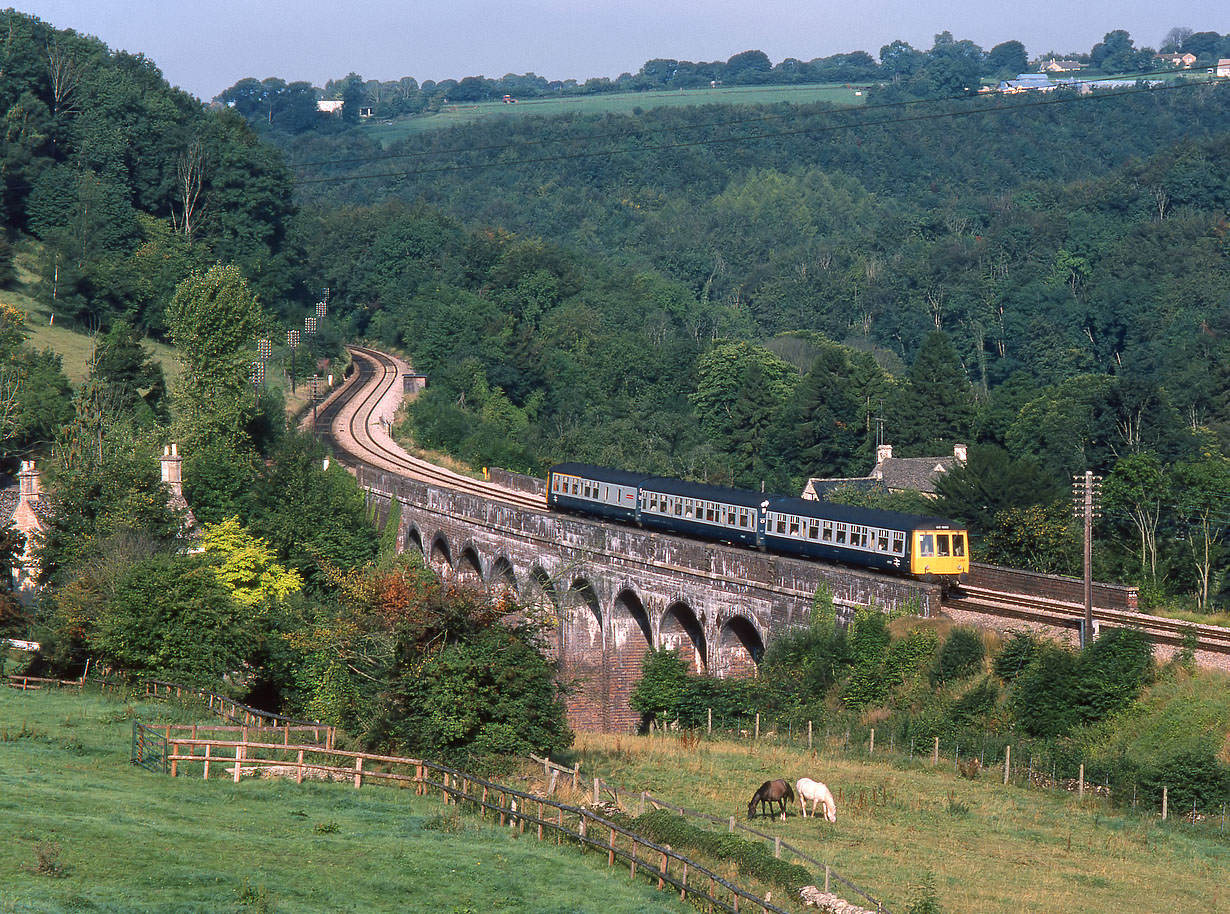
[[291, 77, 1219, 186]]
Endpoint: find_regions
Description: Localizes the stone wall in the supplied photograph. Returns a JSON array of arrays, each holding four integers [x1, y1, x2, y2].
[[969, 563, 1138, 610]]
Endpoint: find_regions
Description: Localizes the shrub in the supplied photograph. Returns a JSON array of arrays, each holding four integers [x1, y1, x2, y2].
[[1070, 627, 1154, 724], [949, 677, 999, 726], [992, 631, 1041, 682], [883, 629, 939, 686], [1011, 644, 1081, 737], [1136, 749, 1230, 812], [931, 627, 985, 685]]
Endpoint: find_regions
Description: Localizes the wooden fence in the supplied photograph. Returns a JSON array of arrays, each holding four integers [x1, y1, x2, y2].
[[154, 734, 796, 914]]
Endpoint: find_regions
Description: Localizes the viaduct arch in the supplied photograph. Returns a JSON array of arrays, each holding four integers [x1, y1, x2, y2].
[[362, 465, 940, 732]]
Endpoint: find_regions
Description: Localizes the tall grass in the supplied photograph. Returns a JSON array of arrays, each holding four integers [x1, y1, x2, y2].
[[0, 686, 693, 914], [565, 729, 1229, 914]]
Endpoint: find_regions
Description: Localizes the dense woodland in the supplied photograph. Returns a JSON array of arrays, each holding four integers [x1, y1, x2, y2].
[[1, 9, 1230, 791]]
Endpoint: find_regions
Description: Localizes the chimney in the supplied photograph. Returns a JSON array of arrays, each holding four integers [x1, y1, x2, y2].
[[953, 443, 968, 463], [17, 460, 41, 502], [161, 443, 184, 498], [876, 444, 893, 464]]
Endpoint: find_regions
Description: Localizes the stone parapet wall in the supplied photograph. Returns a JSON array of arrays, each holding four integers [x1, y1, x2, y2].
[[969, 563, 1137, 611]]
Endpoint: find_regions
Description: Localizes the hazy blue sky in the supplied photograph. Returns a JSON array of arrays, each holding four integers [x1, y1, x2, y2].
[[14, 1, 1229, 101]]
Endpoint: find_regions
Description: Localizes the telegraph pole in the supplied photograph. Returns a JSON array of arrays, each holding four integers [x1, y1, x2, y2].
[[1072, 471, 1102, 648]]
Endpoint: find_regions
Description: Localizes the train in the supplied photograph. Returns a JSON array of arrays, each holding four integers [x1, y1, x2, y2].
[[546, 462, 969, 586]]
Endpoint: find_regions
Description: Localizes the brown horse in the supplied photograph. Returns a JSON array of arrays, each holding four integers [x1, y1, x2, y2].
[[747, 778, 794, 820]]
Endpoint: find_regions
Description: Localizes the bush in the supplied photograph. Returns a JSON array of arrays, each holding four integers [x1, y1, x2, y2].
[[1070, 627, 1154, 724], [1011, 644, 1082, 737], [1136, 749, 1230, 812], [931, 627, 985, 685], [992, 631, 1041, 682]]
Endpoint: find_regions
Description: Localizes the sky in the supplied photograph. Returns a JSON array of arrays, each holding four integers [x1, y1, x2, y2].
[[13, 0, 1229, 101]]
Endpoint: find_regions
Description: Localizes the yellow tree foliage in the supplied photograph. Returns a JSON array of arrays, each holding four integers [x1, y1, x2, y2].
[[201, 516, 302, 607]]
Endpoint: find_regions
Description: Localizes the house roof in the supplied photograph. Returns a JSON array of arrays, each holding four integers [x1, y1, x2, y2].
[[0, 484, 18, 526], [872, 456, 959, 493]]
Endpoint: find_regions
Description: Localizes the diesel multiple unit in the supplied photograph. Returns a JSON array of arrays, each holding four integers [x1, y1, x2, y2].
[[547, 462, 969, 585]]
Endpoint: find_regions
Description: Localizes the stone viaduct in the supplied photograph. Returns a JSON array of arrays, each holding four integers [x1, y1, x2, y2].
[[357, 464, 942, 732]]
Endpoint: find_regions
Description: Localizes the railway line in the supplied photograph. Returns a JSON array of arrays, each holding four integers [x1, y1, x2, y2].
[[322, 345, 1230, 665], [313, 345, 546, 512]]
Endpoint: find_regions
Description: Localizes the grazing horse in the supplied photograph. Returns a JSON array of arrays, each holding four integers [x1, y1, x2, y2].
[[747, 778, 794, 820], [796, 777, 837, 822]]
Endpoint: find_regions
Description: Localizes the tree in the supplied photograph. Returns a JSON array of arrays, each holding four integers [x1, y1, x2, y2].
[[201, 516, 303, 608], [94, 553, 253, 686], [1102, 452, 1167, 580], [986, 40, 1028, 75], [1172, 456, 1230, 611], [89, 319, 166, 421], [935, 444, 1063, 539], [894, 331, 976, 454], [166, 264, 264, 451]]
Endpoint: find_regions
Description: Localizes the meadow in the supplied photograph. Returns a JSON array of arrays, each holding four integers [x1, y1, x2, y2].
[[0, 685, 694, 914], [363, 83, 870, 144], [566, 729, 1230, 914]]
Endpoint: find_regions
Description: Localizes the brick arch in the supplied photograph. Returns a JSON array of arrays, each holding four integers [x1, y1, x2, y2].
[[404, 524, 425, 556], [457, 544, 483, 583], [660, 600, 707, 673], [609, 587, 653, 732], [522, 566, 561, 661], [490, 555, 517, 593], [715, 614, 764, 679], [429, 533, 453, 571], [560, 578, 605, 730]]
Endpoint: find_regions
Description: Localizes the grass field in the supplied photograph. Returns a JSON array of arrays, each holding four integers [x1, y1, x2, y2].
[[363, 83, 870, 145], [0, 254, 181, 387], [565, 730, 1230, 914], [0, 685, 694, 914]]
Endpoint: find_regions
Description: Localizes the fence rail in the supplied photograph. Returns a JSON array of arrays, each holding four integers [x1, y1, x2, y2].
[[146, 734, 795, 914]]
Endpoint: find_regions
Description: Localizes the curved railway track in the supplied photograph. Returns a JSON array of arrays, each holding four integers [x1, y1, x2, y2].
[[323, 346, 1230, 663], [314, 345, 546, 512]]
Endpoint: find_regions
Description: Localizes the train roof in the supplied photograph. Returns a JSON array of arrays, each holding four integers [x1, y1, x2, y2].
[[549, 463, 653, 487], [638, 476, 769, 509], [766, 495, 964, 532]]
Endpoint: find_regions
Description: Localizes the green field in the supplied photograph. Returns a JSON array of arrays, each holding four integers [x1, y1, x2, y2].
[[363, 83, 871, 144], [0, 685, 697, 914], [568, 727, 1230, 914]]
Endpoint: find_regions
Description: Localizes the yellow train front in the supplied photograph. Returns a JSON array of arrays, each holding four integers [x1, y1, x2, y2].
[[908, 525, 969, 586]]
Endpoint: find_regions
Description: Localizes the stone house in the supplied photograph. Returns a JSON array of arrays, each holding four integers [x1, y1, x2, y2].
[[802, 443, 968, 501]]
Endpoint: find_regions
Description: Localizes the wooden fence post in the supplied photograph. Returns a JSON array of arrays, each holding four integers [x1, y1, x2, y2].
[[808, 720, 812, 751], [659, 850, 667, 889], [1003, 745, 1011, 785], [537, 801, 543, 841], [755, 713, 760, 740], [869, 728, 875, 755], [774, 836, 781, 858], [680, 861, 688, 901], [203, 743, 211, 780], [729, 815, 735, 833], [608, 826, 616, 866], [354, 755, 364, 789], [296, 748, 304, 785], [1078, 764, 1084, 800], [170, 743, 179, 777], [572, 762, 579, 792], [707, 708, 712, 734], [932, 736, 939, 766], [594, 776, 600, 805], [233, 741, 243, 783], [1163, 786, 1168, 820]]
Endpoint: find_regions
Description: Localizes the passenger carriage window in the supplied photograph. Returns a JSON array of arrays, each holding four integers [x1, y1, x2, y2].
[[878, 530, 889, 551], [707, 504, 716, 522], [674, 499, 682, 516], [893, 532, 905, 554], [835, 524, 847, 545], [919, 534, 935, 557], [789, 517, 800, 536], [775, 516, 786, 534], [809, 521, 819, 540], [728, 509, 737, 525], [822, 522, 833, 542], [937, 534, 950, 556], [953, 534, 966, 557], [739, 510, 749, 528]]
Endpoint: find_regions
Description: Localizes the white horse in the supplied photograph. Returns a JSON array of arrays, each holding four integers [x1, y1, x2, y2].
[[796, 778, 837, 822]]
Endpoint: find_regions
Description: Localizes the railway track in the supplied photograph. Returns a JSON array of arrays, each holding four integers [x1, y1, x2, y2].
[[314, 345, 546, 512], [945, 585, 1230, 656], [323, 346, 1230, 662]]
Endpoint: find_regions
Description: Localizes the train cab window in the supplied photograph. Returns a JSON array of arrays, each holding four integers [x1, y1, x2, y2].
[[822, 522, 833, 542], [892, 532, 905, 554], [835, 524, 847, 545], [919, 534, 935, 557], [953, 534, 966, 557], [937, 534, 950, 556]]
